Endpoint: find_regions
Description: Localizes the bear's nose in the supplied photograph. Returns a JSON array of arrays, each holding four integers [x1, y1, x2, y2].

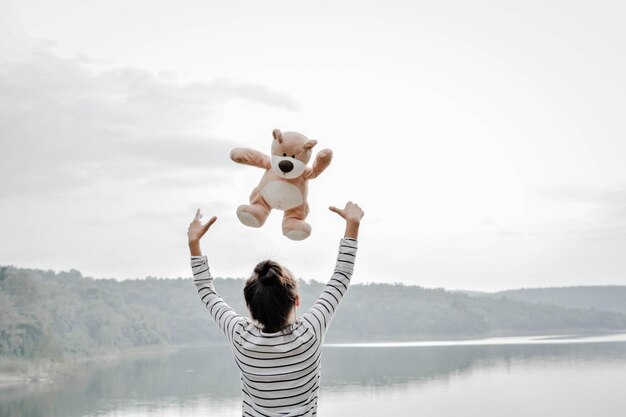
[[279, 160, 294, 173]]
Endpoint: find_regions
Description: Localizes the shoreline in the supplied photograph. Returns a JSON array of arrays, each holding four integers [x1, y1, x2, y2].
[[0, 344, 183, 390], [2, 330, 626, 390]]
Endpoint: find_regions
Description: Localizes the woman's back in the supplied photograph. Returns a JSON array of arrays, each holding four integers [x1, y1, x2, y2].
[[235, 319, 322, 415], [187, 202, 362, 417]]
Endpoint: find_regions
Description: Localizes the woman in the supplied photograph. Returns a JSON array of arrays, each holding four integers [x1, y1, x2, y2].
[[187, 201, 364, 417]]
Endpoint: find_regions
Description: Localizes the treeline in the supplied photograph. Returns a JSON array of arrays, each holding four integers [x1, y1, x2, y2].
[[1, 265, 626, 359], [492, 286, 626, 315], [332, 283, 626, 341]]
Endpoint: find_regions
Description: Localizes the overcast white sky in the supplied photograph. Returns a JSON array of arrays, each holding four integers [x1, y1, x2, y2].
[[1, 0, 626, 291]]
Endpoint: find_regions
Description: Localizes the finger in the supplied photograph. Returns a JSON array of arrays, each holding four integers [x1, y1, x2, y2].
[[329, 206, 343, 215], [194, 209, 201, 221], [202, 216, 217, 232], [207, 216, 217, 228]]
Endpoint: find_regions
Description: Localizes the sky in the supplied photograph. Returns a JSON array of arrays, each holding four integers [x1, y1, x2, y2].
[[1, 0, 625, 291]]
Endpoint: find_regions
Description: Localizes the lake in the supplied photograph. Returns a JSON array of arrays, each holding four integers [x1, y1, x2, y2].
[[2, 333, 626, 417]]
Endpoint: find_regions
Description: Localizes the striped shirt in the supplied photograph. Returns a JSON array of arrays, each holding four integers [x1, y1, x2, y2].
[[191, 237, 358, 417]]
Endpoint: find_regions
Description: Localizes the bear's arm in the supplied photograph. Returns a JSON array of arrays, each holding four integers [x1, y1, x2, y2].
[[305, 148, 333, 179], [230, 148, 271, 170]]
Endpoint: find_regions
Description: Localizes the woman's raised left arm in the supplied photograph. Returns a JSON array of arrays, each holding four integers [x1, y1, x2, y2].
[[188, 210, 243, 342]]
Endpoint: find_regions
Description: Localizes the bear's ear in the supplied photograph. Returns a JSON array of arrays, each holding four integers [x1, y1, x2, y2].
[[303, 139, 318, 150], [272, 129, 283, 144]]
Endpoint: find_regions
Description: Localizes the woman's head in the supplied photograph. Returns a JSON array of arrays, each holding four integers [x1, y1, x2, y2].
[[244, 260, 300, 333]]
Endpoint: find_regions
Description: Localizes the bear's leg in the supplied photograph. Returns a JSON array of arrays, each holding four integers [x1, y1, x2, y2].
[[282, 204, 311, 241], [237, 203, 270, 228]]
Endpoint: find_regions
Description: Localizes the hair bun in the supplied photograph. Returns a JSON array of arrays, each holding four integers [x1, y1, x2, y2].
[[254, 261, 280, 285]]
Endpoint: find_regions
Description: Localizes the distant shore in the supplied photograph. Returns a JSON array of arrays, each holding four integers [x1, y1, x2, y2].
[[3, 330, 626, 390], [0, 344, 182, 390]]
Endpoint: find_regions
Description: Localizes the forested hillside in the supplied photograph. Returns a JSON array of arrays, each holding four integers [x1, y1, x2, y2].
[[2, 265, 626, 360], [493, 286, 626, 314]]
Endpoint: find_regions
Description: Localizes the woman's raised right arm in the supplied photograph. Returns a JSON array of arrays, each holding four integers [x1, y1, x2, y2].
[[303, 202, 364, 338]]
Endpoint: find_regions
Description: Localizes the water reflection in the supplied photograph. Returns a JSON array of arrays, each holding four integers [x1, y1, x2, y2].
[[1, 336, 626, 417], [323, 340, 626, 387]]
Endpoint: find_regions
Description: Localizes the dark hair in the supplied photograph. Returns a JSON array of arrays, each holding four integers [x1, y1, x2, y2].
[[243, 260, 298, 333]]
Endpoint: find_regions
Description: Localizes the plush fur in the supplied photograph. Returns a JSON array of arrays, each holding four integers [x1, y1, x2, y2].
[[230, 129, 332, 240]]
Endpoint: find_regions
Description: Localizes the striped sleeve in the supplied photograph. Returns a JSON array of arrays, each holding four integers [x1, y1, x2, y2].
[[303, 237, 357, 338], [191, 255, 243, 343]]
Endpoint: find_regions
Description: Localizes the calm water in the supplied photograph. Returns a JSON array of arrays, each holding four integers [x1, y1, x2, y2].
[[2, 334, 626, 417]]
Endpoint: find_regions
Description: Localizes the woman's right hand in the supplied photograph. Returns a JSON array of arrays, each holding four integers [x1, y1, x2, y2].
[[329, 201, 364, 225]]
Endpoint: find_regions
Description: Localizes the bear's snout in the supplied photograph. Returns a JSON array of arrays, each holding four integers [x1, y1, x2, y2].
[[278, 160, 294, 173]]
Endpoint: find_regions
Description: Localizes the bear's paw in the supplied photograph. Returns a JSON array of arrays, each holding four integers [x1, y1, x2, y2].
[[237, 209, 262, 228]]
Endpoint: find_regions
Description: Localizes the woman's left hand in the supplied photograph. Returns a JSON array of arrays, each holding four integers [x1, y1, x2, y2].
[[187, 209, 217, 244]]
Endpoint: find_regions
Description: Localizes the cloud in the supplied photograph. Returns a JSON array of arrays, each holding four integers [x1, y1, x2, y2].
[[535, 183, 626, 206], [534, 183, 626, 241], [0, 39, 298, 197]]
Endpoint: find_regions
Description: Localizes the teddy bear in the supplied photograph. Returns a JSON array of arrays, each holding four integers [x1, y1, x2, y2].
[[230, 128, 332, 240]]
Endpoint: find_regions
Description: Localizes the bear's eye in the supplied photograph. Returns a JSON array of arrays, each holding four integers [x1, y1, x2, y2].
[[282, 153, 287, 157], [291, 155, 296, 158]]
